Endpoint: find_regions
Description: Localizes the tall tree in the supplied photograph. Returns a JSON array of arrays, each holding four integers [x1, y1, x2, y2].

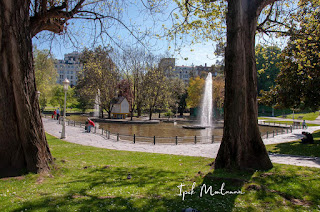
[[261, 0, 320, 111], [76, 47, 119, 119], [168, 0, 307, 169], [0, 0, 155, 176], [116, 47, 151, 119], [34, 47, 58, 110], [0, 0, 52, 177], [256, 44, 281, 93], [143, 66, 169, 120], [215, 1, 276, 170], [212, 74, 225, 111], [168, 78, 187, 116], [186, 76, 205, 108]]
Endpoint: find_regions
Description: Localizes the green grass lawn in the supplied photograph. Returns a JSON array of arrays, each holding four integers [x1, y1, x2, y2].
[[276, 111, 319, 121], [1, 134, 320, 211], [266, 130, 320, 157]]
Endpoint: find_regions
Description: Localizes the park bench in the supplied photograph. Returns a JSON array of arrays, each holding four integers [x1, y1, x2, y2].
[[293, 121, 301, 126]]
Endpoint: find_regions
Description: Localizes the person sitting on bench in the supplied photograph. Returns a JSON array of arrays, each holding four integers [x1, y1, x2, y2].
[[86, 118, 95, 133], [300, 131, 314, 144]]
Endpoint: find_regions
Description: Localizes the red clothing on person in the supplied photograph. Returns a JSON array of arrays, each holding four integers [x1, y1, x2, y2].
[[88, 120, 95, 127]]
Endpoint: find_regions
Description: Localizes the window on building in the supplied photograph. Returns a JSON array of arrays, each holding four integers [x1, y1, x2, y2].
[[70, 76, 73, 79], [71, 71, 73, 74]]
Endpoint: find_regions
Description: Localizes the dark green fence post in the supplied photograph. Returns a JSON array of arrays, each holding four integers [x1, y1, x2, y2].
[[175, 136, 178, 145], [194, 136, 197, 144], [134, 134, 136, 144], [212, 135, 214, 143], [117, 133, 119, 141], [154, 136, 156, 145]]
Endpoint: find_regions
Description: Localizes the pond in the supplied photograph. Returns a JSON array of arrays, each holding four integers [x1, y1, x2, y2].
[[66, 115, 279, 144]]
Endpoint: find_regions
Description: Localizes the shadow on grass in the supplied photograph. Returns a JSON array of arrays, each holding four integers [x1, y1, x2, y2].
[[11, 165, 255, 212], [267, 140, 320, 158]]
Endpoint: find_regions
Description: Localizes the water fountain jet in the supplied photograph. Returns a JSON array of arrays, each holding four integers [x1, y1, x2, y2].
[[94, 89, 100, 117], [183, 72, 213, 129]]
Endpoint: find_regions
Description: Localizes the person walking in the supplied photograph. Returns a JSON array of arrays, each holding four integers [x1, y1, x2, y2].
[[302, 120, 307, 129], [56, 108, 60, 121], [53, 110, 57, 120]]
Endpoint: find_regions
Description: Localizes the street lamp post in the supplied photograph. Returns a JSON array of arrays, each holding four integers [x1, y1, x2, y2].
[[61, 78, 70, 139], [36, 91, 41, 100]]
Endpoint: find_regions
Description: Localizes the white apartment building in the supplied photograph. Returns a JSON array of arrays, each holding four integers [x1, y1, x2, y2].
[[55, 52, 82, 87], [159, 58, 216, 84]]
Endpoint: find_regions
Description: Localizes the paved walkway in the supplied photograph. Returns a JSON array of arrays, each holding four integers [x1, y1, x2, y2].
[[43, 118, 320, 168]]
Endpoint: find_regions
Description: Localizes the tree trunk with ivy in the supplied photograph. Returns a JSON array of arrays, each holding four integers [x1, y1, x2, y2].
[[215, 0, 274, 170], [0, 0, 52, 177]]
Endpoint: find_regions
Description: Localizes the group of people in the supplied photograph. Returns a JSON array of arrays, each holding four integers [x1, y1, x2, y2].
[[301, 131, 314, 144], [52, 108, 94, 133], [52, 108, 60, 120]]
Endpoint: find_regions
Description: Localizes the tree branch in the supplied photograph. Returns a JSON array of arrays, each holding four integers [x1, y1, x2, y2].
[[30, 0, 84, 37]]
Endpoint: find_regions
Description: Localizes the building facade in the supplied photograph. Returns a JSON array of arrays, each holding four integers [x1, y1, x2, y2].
[[55, 52, 82, 87], [111, 97, 130, 119], [159, 58, 216, 84]]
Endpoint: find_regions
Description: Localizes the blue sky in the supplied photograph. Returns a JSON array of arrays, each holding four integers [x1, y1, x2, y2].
[[32, 1, 286, 67], [32, 1, 224, 67]]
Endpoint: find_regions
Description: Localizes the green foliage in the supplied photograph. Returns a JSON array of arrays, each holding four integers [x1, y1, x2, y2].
[[168, 0, 227, 45], [212, 74, 224, 108], [33, 47, 58, 110], [76, 46, 119, 118], [256, 44, 281, 93], [261, 1, 320, 110], [49, 85, 78, 109], [167, 78, 187, 114], [186, 76, 205, 108], [142, 66, 170, 119]]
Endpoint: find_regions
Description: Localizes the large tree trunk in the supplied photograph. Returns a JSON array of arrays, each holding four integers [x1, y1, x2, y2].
[[215, 1, 273, 170], [0, 0, 52, 177]]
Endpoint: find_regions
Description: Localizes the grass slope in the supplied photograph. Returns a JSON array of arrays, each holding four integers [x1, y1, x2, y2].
[[276, 112, 319, 121], [266, 130, 320, 157], [0, 134, 319, 211]]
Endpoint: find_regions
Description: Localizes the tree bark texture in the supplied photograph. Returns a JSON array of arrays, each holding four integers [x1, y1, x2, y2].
[[215, 0, 273, 170], [0, 0, 52, 177]]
